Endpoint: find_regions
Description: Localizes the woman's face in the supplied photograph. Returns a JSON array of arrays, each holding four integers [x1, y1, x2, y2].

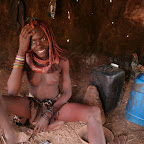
[[31, 26, 49, 59]]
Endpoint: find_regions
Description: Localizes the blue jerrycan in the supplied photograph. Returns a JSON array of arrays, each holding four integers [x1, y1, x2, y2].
[[125, 73, 144, 127]]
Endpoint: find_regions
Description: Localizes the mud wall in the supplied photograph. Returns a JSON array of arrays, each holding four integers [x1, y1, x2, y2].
[[1, 0, 144, 68]]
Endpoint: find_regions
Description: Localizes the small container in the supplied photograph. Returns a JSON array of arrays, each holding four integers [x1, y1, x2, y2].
[[90, 65, 125, 113], [125, 73, 144, 127]]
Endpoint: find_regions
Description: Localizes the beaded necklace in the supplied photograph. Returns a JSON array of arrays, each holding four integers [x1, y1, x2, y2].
[[26, 50, 59, 73]]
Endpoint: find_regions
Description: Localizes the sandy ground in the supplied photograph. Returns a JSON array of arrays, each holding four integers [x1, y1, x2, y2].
[[0, 57, 144, 144]]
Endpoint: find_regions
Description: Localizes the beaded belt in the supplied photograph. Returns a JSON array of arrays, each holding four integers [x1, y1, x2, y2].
[[28, 93, 61, 107]]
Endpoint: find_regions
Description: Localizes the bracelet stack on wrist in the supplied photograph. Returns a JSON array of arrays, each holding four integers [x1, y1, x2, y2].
[[41, 110, 53, 121], [45, 109, 54, 116], [42, 113, 50, 121], [13, 55, 25, 69], [41, 106, 59, 121]]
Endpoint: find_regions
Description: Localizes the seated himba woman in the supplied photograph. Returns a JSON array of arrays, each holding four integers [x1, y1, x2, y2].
[[0, 19, 106, 144]]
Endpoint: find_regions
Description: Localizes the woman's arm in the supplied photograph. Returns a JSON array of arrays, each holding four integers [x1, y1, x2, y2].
[[53, 59, 72, 110], [8, 67, 24, 96], [8, 24, 35, 96]]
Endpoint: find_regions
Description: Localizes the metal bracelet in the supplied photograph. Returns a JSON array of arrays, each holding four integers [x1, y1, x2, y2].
[[42, 109, 53, 116], [42, 113, 50, 121]]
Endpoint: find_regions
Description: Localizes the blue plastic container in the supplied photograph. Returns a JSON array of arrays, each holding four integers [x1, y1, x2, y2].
[[125, 73, 144, 127]]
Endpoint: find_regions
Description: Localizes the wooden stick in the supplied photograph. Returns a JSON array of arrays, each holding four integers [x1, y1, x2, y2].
[[1, 135, 6, 144]]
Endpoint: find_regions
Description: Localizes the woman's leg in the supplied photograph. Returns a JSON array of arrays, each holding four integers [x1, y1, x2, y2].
[[56, 103, 106, 144], [0, 94, 31, 118], [0, 102, 16, 144]]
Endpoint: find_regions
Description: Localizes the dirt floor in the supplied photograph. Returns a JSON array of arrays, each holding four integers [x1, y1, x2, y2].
[[0, 55, 144, 144]]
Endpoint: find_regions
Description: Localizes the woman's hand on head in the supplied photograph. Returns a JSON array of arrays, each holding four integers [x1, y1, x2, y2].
[[18, 24, 35, 56]]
